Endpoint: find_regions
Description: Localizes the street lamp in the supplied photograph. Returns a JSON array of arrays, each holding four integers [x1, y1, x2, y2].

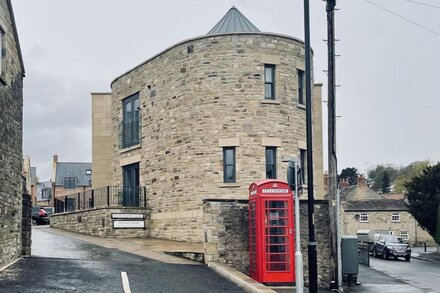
[[282, 156, 303, 293]]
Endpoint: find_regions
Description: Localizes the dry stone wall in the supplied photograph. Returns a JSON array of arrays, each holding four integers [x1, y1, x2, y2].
[[202, 199, 331, 288], [51, 207, 150, 238], [111, 32, 322, 242]]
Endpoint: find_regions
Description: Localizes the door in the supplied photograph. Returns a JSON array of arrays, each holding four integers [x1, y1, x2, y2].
[[122, 163, 140, 207], [263, 199, 294, 281]]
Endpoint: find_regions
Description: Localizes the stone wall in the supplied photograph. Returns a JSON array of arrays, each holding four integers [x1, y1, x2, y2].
[[21, 194, 31, 256], [202, 199, 331, 288], [0, 0, 24, 269], [51, 207, 150, 238], [110, 32, 324, 242], [342, 209, 436, 246]]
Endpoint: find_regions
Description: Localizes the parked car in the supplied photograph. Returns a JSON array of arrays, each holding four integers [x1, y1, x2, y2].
[[373, 234, 411, 261], [31, 206, 49, 225], [357, 229, 390, 254]]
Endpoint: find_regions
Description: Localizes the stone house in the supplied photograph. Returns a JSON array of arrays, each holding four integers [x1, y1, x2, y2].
[[36, 180, 52, 207], [106, 5, 325, 243], [0, 0, 26, 268], [51, 155, 92, 210], [340, 176, 435, 246]]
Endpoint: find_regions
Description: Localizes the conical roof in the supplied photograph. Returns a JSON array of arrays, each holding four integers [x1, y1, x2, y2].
[[207, 6, 260, 35]]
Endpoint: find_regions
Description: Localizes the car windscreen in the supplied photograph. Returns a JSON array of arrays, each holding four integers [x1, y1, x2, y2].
[[384, 237, 403, 244]]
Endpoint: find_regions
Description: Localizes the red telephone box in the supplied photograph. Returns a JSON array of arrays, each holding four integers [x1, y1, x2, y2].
[[249, 179, 295, 283]]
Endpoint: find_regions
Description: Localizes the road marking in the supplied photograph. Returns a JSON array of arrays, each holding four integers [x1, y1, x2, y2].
[[429, 272, 440, 277], [121, 271, 131, 293]]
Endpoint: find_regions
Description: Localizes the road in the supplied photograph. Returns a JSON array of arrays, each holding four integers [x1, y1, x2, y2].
[[370, 254, 440, 292], [0, 226, 244, 293]]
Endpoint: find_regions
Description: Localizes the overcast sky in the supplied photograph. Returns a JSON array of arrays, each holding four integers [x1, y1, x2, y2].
[[12, 0, 440, 181]]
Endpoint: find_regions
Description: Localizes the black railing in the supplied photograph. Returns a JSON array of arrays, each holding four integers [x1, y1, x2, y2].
[[54, 186, 146, 214]]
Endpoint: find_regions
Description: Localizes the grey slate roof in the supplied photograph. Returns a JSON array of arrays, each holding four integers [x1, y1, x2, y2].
[[339, 185, 385, 201], [55, 162, 92, 187], [207, 6, 260, 35], [343, 199, 408, 212]]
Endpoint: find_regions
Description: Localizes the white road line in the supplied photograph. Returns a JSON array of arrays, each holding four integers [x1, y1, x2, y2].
[[121, 271, 132, 293], [429, 272, 440, 277]]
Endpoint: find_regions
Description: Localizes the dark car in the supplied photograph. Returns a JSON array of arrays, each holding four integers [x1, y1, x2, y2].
[[32, 206, 49, 225], [373, 234, 411, 261]]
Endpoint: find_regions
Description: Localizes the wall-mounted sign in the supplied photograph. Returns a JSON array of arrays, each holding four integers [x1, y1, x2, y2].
[[111, 213, 146, 219], [113, 220, 145, 228]]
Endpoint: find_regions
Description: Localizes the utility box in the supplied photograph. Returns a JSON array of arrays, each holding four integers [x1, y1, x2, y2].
[[341, 235, 359, 284], [248, 179, 295, 283]]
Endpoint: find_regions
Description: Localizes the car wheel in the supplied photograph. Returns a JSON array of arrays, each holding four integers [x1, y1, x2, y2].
[[383, 249, 389, 260], [405, 255, 411, 262]]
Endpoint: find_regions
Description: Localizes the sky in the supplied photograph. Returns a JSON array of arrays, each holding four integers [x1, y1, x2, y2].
[[12, 0, 440, 181]]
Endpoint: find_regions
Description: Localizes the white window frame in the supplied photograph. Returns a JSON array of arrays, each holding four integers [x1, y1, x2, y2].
[[391, 213, 400, 223], [359, 213, 369, 222], [400, 231, 409, 241]]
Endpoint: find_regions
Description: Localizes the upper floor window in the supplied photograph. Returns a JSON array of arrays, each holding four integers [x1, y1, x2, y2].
[[359, 213, 368, 222], [300, 149, 307, 184], [64, 177, 76, 189], [223, 147, 236, 183], [264, 64, 275, 100], [298, 70, 305, 105], [42, 188, 51, 199], [391, 213, 400, 222], [265, 147, 276, 179], [85, 169, 92, 175], [122, 93, 140, 148]]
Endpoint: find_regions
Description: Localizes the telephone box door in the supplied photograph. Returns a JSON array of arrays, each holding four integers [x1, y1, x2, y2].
[[262, 198, 294, 282]]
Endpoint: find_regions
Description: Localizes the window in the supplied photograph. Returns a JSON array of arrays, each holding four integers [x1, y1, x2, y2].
[[359, 213, 368, 222], [400, 231, 409, 241], [223, 147, 236, 183], [298, 70, 305, 105], [42, 188, 51, 199], [264, 64, 275, 100], [85, 169, 92, 175], [300, 149, 307, 184], [391, 213, 400, 222], [265, 147, 276, 179], [64, 177, 76, 189], [122, 93, 140, 148]]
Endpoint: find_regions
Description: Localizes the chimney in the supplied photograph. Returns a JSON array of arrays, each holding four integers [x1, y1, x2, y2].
[[52, 154, 59, 182], [338, 178, 349, 189], [357, 175, 366, 187]]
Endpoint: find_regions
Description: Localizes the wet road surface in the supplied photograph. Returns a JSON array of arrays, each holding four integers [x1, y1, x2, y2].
[[0, 226, 244, 292]]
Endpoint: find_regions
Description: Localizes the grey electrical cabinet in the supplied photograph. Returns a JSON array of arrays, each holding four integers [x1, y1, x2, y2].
[[341, 235, 359, 284]]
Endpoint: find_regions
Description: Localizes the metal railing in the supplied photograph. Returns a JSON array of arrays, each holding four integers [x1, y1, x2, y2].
[[54, 186, 146, 214]]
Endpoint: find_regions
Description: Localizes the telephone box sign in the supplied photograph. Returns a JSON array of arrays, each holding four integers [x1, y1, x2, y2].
[[262, 188, 289, 194]]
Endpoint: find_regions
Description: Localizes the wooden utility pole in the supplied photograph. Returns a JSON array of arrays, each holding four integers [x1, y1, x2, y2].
[[326, 0, 339, 290]]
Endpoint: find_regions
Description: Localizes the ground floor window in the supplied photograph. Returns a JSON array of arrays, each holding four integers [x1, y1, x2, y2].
[[400, 231, 409, 241], [122, 163, 140, 207]]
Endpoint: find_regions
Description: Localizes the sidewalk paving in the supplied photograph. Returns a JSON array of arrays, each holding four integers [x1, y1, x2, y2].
[[411, 246, 440, 264]]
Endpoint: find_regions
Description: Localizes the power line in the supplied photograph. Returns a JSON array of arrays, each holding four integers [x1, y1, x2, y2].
[[402, 0, 440, 9], [364, 0, 440, 38]]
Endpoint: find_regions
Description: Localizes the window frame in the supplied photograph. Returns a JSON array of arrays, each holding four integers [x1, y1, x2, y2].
[[359, 213, 369, 223], [265, 147, 277, 179], [64, 177, 76, 189], [122, 93, 140, 148], [264, 64, 275, 100], [399, 231, 409, 241], [298, 69, 305, 105], [223, 147, 236, 183], [391, 213, 400, 223], [85, 169, 92, 175]]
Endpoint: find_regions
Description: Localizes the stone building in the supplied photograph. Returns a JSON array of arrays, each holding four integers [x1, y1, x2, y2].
[[36, 181, 52, 207], [51, 155, 92, 209], [107, 6, 325, 242], [340, 175, 435, 246], [0, 0, 26, 268]]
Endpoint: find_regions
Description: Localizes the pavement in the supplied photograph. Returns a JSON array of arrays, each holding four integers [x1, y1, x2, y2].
[[411, 246, 440, 264]]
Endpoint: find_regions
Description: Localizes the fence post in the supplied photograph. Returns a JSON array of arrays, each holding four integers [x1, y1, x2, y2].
[[91, 189, 94, 208], [107, 186, 110, 207], [77, 193, 80, 211], [144, 187, 147, 208]]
